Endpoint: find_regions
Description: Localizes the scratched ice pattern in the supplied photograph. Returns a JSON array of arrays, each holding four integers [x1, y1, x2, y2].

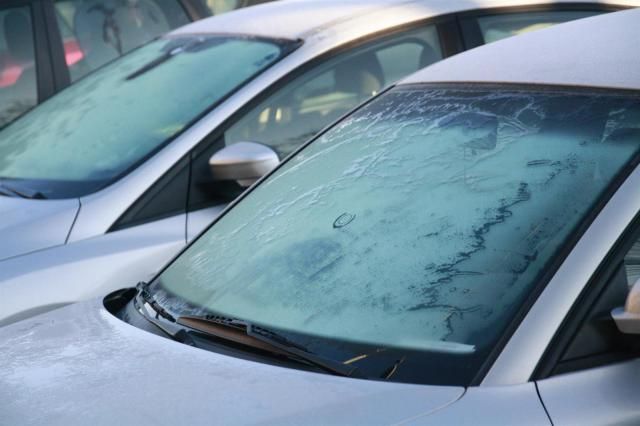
[[0, 36, 283, 191], [155, 87, 640, 352]]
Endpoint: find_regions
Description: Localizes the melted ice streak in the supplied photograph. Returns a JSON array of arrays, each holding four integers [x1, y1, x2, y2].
[[157, 89, 635, 351]]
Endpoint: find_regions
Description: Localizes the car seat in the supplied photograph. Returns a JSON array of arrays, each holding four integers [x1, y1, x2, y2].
[[73, 0, 170, 69], [419, 43, 441, 68]]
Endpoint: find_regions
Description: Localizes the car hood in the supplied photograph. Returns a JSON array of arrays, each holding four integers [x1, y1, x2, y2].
[[0, 196, 79, 261], [0, 299, 464, 426]]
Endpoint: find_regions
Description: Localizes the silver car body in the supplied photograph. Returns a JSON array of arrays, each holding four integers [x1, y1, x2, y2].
[[1, 8, 639, 424], [4, 0, 637, 326]]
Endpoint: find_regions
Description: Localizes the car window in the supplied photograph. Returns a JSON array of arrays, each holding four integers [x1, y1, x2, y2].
[[53, 0, 191, 82], [195, 0, 272, 15], [624, 239, 640, 286], [0, 35, 292, 199], [0, 6, 37, 128], [196, 0, 241, 14], [477, 11, 601, 44], [224, 25, 442, 158], [152, 86, 640, 386], [554, 221, 640, 375]]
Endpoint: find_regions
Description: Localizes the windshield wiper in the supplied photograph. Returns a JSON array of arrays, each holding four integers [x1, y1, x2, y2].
[[176, 315, 360, 378], [136, 281, 176, 322], [0, 181, 46, 199], [126, 37, 218, 81], [133, 283, 358, 377]]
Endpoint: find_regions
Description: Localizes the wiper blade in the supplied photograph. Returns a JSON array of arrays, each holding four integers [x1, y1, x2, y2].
[[0, 181, 46, 199], [136, 281, 176, 322], [177, 315, 359, 378], [126, 48, 178, 81], [132, 284, 358, 377], [126, 37, 218, 81]]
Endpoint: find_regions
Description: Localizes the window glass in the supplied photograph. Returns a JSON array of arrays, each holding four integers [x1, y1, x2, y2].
[[225, 25, 441, 158], [195, 0, 272, 15], [54, 0, 190, 82], [0, 35, 290, 199], [625, 240, 640, 286], [478, 11, 601, 44], [151, 86, 640, 386], [0, 7, 37, 128], [200, 0, 239, 14]]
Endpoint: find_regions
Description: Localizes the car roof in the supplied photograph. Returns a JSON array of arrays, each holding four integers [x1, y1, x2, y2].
[[171, 0, 640, 41], [401, 7, 640, 91]]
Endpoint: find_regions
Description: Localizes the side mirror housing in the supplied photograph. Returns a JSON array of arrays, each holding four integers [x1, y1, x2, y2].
[[209, 142, 279, 188], [612, 278, 640, 334]]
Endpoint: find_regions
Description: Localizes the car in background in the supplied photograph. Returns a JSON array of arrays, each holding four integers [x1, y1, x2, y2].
[[0, 0, 272, 128], [2, 8, 640, 425], [1, 0, 638, 326]]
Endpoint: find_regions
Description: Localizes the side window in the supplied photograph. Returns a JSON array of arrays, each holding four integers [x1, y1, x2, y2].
[[224, 25, 442, 159], [0, 6, 37, 128], [185, 0, 273, 17], [53, 0, 190, 82], [476, 11, 602, 44], [194, 0, 240, 15], [624, 239, 640, 286], [551, 237, 640, 376]]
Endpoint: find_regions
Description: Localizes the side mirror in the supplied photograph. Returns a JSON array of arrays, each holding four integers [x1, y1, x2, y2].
[[209, 142, 279, 188], [611, 278, 640, 334]]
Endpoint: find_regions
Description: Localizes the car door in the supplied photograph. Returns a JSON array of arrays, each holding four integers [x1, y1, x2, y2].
[[536, 230, 640, 425], [0, 0, 54, 128]]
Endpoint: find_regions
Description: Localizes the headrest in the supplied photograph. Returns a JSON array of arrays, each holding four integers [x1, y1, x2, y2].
[[334, 52, 384, 97], [419, 43, 440, 68]]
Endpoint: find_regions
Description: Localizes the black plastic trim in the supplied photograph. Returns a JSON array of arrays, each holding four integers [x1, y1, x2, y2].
[[436, 18, 464, 57], [41, 0, 71, 92], [31, 0, 56, 103], [110, 156, 191, 232]]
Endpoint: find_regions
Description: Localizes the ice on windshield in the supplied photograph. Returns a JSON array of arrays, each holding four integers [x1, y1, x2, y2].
[[0, 35, 285, 198], [157, 87, 640, 353]]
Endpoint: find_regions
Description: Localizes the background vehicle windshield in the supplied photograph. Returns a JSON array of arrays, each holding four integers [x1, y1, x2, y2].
[[151, 85, 640, 385], [0, 35, 289, 198]]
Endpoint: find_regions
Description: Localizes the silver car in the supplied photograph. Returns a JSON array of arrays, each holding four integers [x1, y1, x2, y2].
[[2, 8, 640, 425], [3, 0, 631, 326]]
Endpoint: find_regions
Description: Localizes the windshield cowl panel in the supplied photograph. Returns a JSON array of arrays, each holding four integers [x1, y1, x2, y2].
[[150, 85, 640, 386], [0, 35, 293, 199]]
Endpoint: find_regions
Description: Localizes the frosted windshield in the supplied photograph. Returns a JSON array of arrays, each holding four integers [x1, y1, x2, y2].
[[155, 87, 640, 358], [0, 35, 286, 198]]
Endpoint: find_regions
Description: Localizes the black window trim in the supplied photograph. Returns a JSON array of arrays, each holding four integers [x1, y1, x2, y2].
[[41, 0, 70, 92]]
